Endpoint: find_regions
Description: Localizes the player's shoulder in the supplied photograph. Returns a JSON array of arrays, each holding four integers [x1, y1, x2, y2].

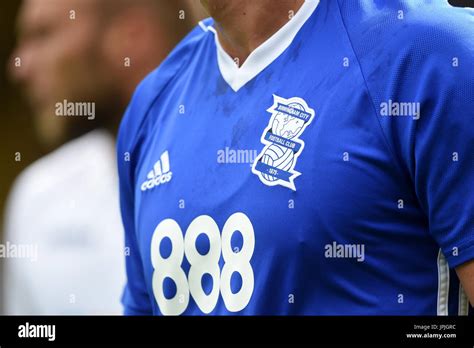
[[335, 0, 474, 109], [333, 0, 474, 181], [337, 0, 474, 64], [135, 17, 213, 101], [118, 18, 214, 150]]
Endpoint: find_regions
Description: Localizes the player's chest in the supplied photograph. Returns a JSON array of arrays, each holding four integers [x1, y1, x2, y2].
[[133, 87, 401, 311], [135, 79, 396, 223], [139, 74, 406, 232]]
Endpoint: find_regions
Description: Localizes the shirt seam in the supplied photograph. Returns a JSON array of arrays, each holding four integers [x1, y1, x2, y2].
[[334, 0, 415, 192]]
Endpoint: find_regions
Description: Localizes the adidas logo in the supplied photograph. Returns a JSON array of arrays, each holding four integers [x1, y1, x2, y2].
[[141, 151, 173, 192]]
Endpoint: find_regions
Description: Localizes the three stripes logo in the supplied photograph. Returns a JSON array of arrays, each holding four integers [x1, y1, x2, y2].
[[141, 151, 173, 192]]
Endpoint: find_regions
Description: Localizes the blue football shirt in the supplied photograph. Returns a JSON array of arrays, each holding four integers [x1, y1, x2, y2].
[[117, 0, 474, 315]]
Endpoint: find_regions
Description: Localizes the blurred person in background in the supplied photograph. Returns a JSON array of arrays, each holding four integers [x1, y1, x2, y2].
[[3, 0, 198, 314]]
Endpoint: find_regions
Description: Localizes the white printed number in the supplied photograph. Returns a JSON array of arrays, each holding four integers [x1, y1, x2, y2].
[[150, 212, 255, 315]]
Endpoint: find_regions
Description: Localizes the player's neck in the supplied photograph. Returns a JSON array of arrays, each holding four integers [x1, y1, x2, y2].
[[212, 0, 305, 66]]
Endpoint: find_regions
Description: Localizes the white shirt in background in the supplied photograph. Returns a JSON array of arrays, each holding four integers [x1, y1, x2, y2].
[[4, 130, 125, 314]]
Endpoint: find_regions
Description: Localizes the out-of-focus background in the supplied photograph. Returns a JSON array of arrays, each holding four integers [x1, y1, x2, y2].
[[0, 0, 206, 314], [0, 0, 471, 315], [0, 0, 207, 208]]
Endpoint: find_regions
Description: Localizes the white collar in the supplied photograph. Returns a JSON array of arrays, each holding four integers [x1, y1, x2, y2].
[[200, 0, 320, 92]]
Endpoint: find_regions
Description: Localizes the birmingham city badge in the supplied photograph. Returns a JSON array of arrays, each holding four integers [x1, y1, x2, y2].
[[252, 94, 316, 191]]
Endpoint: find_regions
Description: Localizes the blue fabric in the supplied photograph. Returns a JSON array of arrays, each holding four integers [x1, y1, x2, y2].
[[117, 0, 474, 315]]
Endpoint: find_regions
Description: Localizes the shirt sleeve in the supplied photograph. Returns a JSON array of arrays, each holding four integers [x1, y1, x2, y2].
[[411, 50, 474, 268], [117, 102, 153, 315], [339, 0, 474, 268]]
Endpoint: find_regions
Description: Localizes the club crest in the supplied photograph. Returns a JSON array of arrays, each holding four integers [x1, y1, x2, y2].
[[252, 95, 316, 191]]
